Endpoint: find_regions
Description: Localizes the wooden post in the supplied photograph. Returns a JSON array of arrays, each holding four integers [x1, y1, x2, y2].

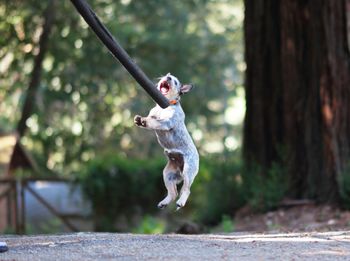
[[13, 181, 19, 234], [20, 180, 26, 234]]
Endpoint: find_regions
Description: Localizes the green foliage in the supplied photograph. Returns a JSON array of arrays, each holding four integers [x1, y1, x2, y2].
[[338, 161, 350, 208], [0, 0, 244, 176], [244, 162, 287, 211], [217, 215, 235, 233], [191, 153, 288, 222], [39, 218, 62, 234], [78, 151, 248, 230], [78, 152, 165, 231], [3, 226, 16, 234], [77, 150, 288, 230], [192, 153, 245, 224], [132, 215, 165, 234]]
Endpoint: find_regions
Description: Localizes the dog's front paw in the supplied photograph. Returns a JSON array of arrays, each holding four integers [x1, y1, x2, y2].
[[134, 115, 142, 126], [134, 115, 146, 127]]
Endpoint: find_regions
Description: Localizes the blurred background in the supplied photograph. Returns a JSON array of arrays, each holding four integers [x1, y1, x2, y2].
[[1, 0, 350, 235]]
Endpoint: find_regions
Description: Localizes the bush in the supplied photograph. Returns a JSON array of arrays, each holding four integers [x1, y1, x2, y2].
[[192, 153, 246, 225], [191, 152, 288, 224], [78, 153, 165, 231], [78, 150, 289, 231], [244, 161, 287, 211], [79, 151, 247, 229], [132, 215, 166, 234]]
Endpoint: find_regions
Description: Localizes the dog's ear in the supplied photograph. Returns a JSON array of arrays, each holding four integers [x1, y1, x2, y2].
[[180, 84, 194, 95]]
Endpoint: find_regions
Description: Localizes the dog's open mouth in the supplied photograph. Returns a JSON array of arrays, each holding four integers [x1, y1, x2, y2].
[[160, 81, 170, 95]]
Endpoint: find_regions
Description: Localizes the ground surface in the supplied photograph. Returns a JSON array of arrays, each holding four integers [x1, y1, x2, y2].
[[1, 231, 350, 260]]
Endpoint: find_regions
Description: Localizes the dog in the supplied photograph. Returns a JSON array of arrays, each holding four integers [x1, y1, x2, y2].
[[134, 73, 199, 210]]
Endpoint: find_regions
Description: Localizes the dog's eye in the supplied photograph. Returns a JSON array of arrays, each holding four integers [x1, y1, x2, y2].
[[175, 80, 178, 86]]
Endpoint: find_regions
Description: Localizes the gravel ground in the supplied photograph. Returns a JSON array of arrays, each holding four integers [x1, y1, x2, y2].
[[1, 231, 350, 260]]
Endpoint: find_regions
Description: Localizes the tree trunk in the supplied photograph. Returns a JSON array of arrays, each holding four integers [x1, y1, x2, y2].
[[10, 0, 55, 172], [16, 0, 55, 137], [243, 0, 350, 202]]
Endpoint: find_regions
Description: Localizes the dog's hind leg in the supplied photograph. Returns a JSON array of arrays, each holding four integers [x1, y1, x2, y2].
[[157, 161, 181, 209], [176, 162, 198, 210]]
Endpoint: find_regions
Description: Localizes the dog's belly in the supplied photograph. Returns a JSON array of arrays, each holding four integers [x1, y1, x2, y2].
[[155, 129, 179, 150], [165, 151, 184, 172]]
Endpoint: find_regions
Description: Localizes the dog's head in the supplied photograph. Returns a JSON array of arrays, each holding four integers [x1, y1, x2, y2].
[[157, 73, 193, 103]]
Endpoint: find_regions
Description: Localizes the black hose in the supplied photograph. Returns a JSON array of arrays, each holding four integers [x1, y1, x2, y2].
[[70, 0, 169, 108]]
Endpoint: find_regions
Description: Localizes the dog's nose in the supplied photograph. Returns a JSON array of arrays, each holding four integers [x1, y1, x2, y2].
[[167, 76, 172, 81]]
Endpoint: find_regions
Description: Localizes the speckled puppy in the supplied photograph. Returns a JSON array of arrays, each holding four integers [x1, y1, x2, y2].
[[134, 73, 199, 210]]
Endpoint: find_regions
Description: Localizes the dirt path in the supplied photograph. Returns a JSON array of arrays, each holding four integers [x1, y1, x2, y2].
[[1, 231, 350, 260]]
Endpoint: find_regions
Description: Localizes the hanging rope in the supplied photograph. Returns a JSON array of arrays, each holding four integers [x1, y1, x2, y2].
[[70, 0, 170, 108]]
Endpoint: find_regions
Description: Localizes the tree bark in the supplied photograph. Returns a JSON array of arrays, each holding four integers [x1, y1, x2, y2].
[[244, 0, 350, 202]]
